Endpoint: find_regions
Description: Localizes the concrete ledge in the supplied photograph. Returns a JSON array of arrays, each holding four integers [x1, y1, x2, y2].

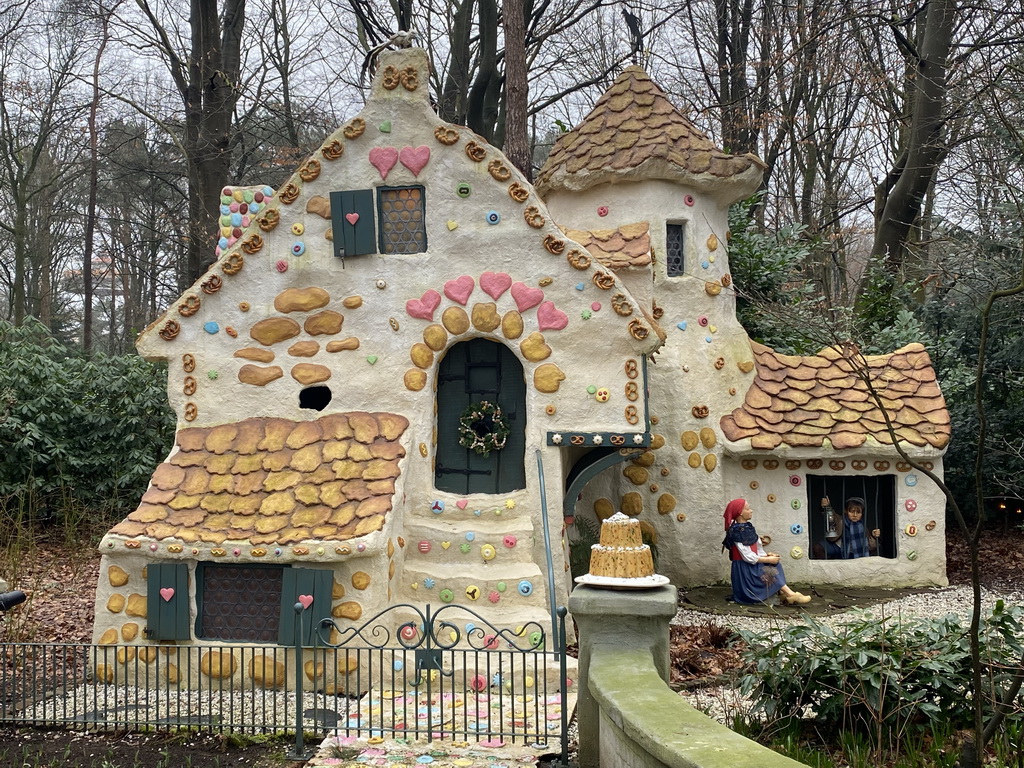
[[589, 646, 806, 768]]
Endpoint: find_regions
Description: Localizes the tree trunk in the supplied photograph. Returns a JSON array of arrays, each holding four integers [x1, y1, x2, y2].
[[870, 0, 955, 269], [502, 0, 531, 179]]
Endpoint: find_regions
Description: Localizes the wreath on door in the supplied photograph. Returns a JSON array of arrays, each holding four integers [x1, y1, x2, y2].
[[458, 401, 510, 457]]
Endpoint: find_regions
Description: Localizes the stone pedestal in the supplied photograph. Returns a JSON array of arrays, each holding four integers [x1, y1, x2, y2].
[[569, 584, 677, 768]]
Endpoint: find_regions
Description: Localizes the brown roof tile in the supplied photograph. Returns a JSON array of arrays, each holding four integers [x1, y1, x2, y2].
[[562, 222, 652, 269], [535, 67, 764, 197], [721, 342, 950, 451], [109, 413, 408, 546]]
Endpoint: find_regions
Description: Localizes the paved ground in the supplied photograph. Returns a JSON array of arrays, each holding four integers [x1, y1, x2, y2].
[[681, 584, 923, 616]]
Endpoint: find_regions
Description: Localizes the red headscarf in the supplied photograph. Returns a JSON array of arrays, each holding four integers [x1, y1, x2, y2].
[[723, 498, 746, 530]]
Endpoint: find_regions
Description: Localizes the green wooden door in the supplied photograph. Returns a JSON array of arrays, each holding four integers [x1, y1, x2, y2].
[[435, 339, 526, 495], [278, 567, 333, 646], [146, 562, 190, 641], [330, 190, 376, 258]]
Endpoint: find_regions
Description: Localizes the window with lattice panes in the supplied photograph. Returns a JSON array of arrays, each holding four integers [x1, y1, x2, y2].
[[377, 186, 426, 254], [805, 474, 897, 560], [666, 222, 685, 276]]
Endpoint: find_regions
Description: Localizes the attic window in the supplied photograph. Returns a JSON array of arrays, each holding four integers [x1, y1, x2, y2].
[[378, 186, 426, 254], [666, 223, 685, 276]]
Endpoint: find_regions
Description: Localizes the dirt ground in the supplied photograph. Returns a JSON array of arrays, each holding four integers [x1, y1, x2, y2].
[[0, 522, 1019, 767]]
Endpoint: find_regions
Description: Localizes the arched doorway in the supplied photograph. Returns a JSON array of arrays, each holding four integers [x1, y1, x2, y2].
[[434, 339, 526, 494]]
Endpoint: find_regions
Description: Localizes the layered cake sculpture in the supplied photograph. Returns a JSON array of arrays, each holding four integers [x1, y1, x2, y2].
[[576, 512, 668, 587]]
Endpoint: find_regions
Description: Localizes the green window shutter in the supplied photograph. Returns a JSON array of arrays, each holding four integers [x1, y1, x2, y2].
[[278, 567, 333, 646], [146, 562, 190, 641], [330, 190, 376, 258]]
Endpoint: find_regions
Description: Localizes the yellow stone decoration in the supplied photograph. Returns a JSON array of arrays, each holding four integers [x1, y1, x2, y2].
[[703, 454, 717, 472], [631, 451, 656, 467], [332, 602, 363, 621], [519, 332, 552, 362], [404, 369, 427, 391], [680, 431, 699, 451], [442, 306, 470, 334], [108, 565, 129, 587], [304, 310, 345, 336], [274, 287, 330, 313], [707, 233, 719, 251], [250, 317, 301, 345], [738, 360, 755, 373], [250, 656, 287, 688], [687, 452, 702, 469], [501, 311, 524, 339], [471, 303, 500, 332], [657, 494, 677, 515], [410, 343, 434, 369], [99, 628, 118, 645], [106, 594, 125, 613], [343, 296, 363, 309], [622, 465, 648, 485], [533, 363, 565, 393], [423, 324, 448, 351], [125, 594, 147, 618], [117, 647, 136, 664], [238, 365, 285, 387], [620, 492, 643, 516], [326, 337, 360, 352], [201, 650, 237, 679], [291, 363, 331, 385], [699, 427, 717, 449], [352, 571, 371, 590], [594, 498, 615, 520], [650, 434, 665, 450]]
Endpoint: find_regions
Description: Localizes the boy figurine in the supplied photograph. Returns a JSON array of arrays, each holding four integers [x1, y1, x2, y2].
[[819, 496, 880, 559]]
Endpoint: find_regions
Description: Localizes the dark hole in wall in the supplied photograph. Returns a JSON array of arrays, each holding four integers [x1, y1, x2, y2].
[[299, 385, 332, 411]]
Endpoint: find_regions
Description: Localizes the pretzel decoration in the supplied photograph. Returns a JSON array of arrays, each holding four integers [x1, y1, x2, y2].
[[807, 459, 823, 469], [278, 182, 300, 205], [852, 459, 868, 470], [624, 405, 639, 425], [567, 249, 592, 270], [343, 118, 366, 139], [611, 294, 634, 317], [299, 159, 321, 182], [400, 66, 418, 90], [222, 254, 244, 276], [381, 65, 401, 90], [322, 139, 344, 160], [714, 357, 726, 370], [610, 435, 625, 446], [829, 460, 846, 471], [570, 435, 585, 445], [465, 141, 486, 162], [763, 459, 779, 469], [652, 300, 664, 320], [874, 461, 890, 471], [178, 296, 200, 317], [159, 320, 180, 341], [183, 376, 197, 396], [434, 126, 460, 145], [628, 319, 649, 340], [184, 403, 198, 422], [592, 271, 615, 289], [721, 273, 732, 287], [523, 206, 545, 229], [705, 281, 722, 296], [543, 235, 565, 255], [182, 354, 196, 373], [508, 182, 529, 202], [241, 234, 264, 254], [488, 159, 512, 181], [691, 405, 709, 419], [625, 382, 639, 401], [201, 274, 223, 294], [258, 209, 280, 232], [624, 359, 639, 379]]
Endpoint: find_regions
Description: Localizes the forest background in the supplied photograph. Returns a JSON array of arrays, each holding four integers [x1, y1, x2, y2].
[[1, 0, 1024, 529]]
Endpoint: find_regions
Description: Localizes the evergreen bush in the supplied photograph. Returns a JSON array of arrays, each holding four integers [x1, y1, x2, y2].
[[0, 319, 174, 530]]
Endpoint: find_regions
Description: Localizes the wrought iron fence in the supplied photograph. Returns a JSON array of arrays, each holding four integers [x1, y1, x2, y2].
[[0, 603, 570, 764]]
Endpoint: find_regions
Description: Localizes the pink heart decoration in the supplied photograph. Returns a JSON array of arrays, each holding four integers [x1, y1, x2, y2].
[[298, 594, 314, 610], [399, 145, 431, 176], [537, 301, 569, 331], [406, 289, 442, 320], [480, 271, 512, 300], [369, 146, 399, 180], [456, 499, 469, 509], [159, 588, 175, 602], [345, 212, 360, 225], [511, 282, 544, 312], [444, 276, 475, 305]]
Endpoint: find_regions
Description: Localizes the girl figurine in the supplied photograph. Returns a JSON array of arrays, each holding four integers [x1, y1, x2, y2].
[[722, 498, 811, 605]]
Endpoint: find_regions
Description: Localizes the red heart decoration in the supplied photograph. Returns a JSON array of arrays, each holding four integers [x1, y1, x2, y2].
[[399, 145, 431, 176], [444, 275, 475, 305], [537, 301, 569, 331], [511, 282, 544, 312], [405, 289, 442, 320], [480, 271, 512, 300], [345, 212, 360, 225], [159, 588, 175, 602], [369, 146, 399, 180], [298, 594, 314, 610]]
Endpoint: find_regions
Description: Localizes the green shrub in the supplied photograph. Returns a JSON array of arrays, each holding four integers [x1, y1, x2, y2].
[[0, 319, 175, 529], [737, 602, 1024, 752]]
